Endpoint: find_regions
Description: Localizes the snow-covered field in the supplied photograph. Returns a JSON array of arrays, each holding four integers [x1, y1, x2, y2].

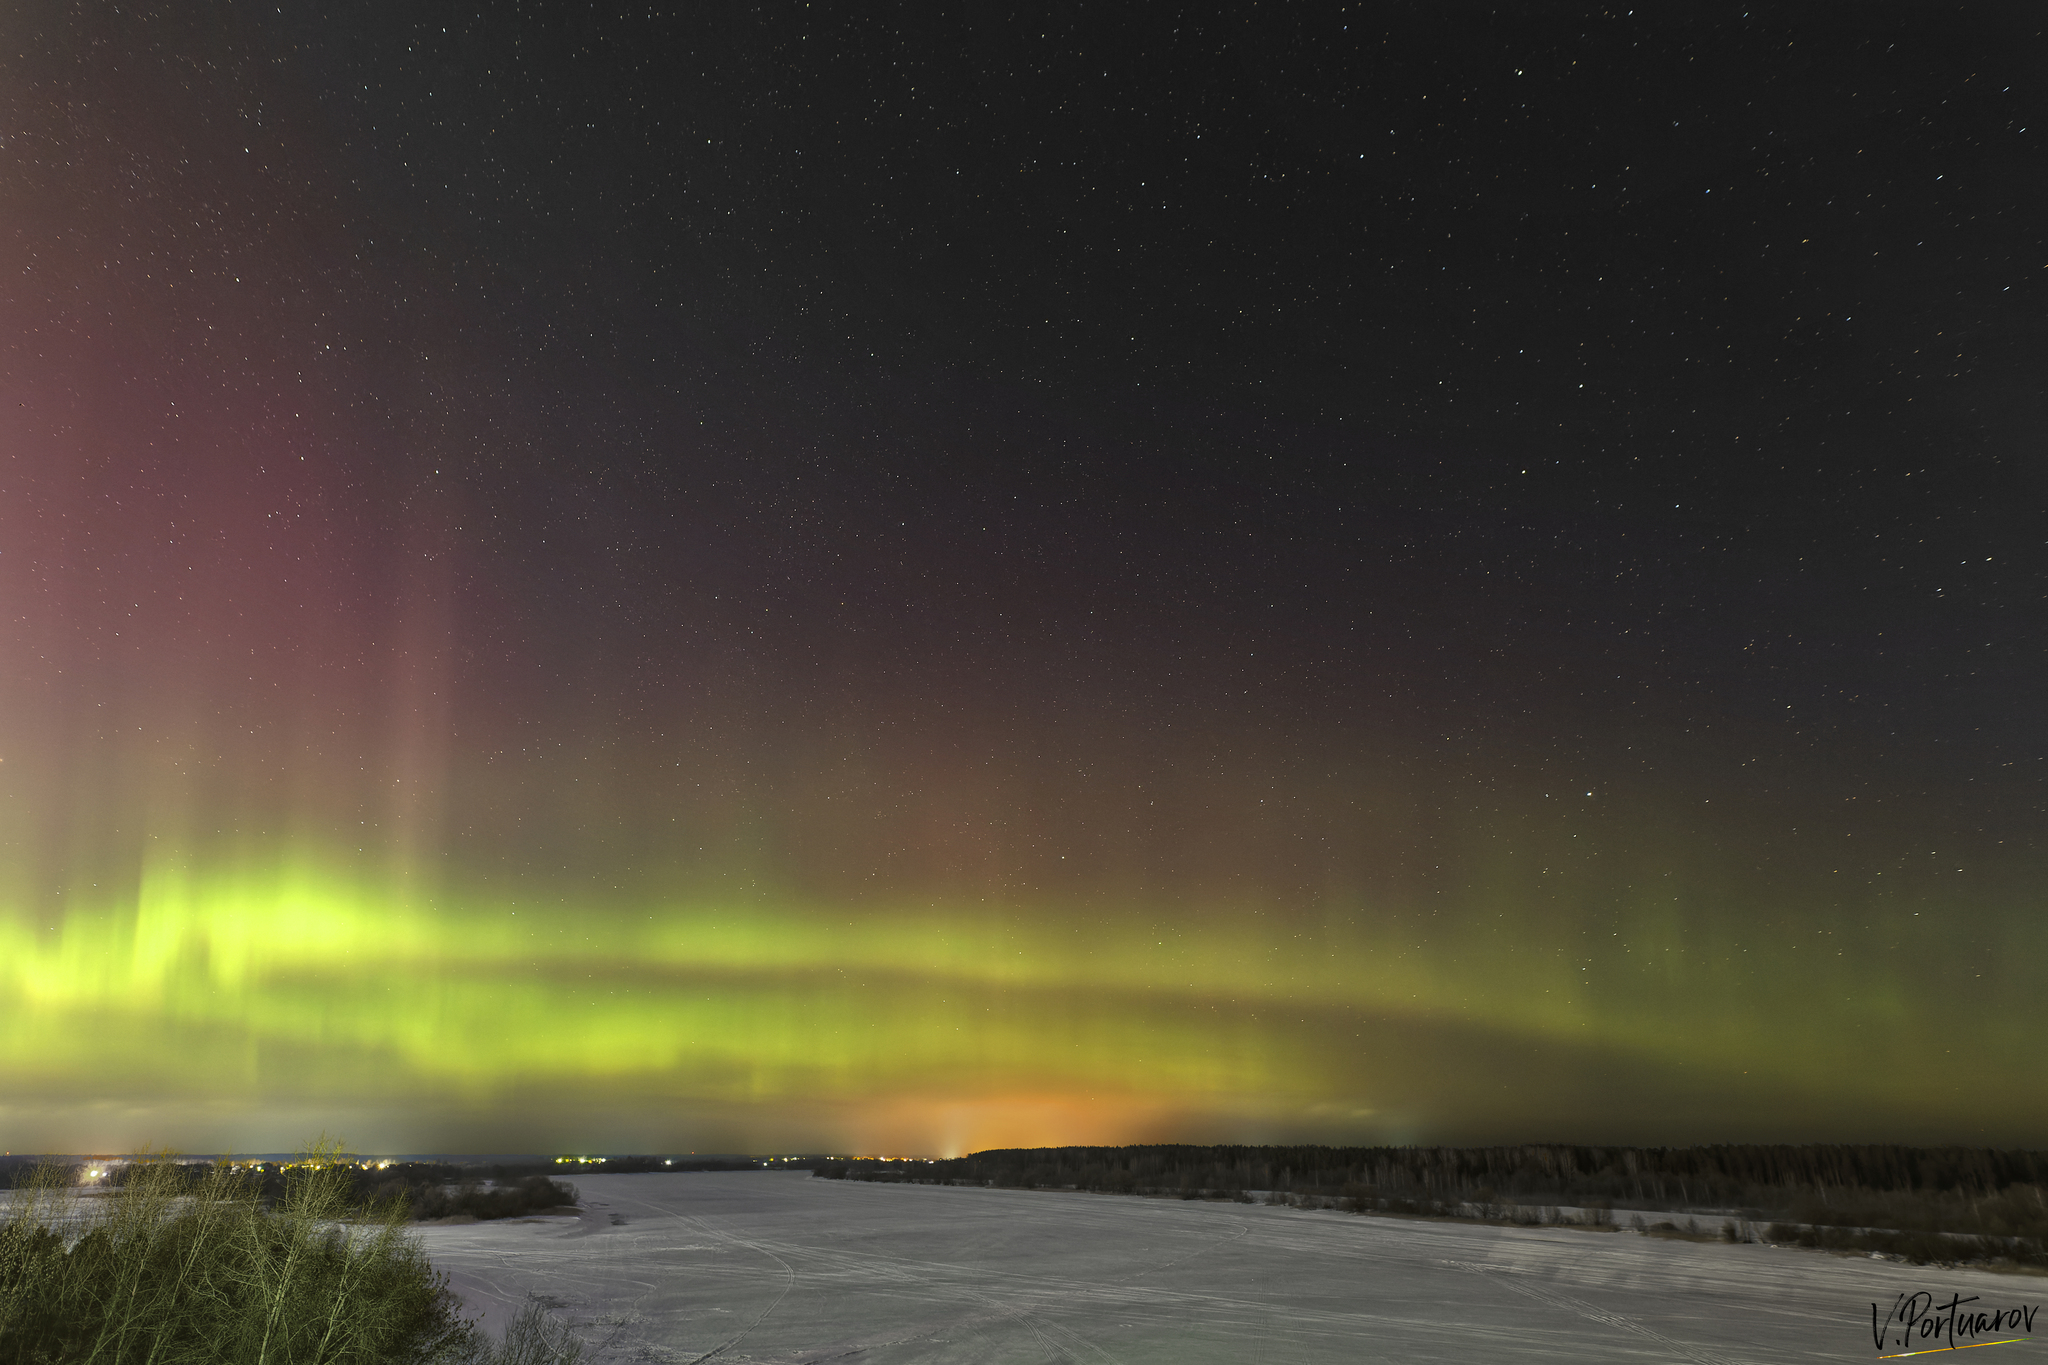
[[417, 1171, 2041, 1364]]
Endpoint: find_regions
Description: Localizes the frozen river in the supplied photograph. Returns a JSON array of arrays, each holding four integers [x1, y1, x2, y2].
[[417, 1171, 2042, 1364]]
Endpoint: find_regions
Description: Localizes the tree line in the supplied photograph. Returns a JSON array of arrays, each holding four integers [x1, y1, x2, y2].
[[1, 1158, 579, 1224], [814, 1142, 2048, 1251], [824, 1142, 2048, 1203]]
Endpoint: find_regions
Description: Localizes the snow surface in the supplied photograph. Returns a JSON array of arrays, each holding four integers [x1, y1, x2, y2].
[[415, 1170, 2035, 1363]]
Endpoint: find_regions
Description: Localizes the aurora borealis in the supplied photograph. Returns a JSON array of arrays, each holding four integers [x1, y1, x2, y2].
[[3, 5, 2043, 1155]]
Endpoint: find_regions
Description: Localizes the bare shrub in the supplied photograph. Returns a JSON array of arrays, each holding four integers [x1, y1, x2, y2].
[[0, 1139, 588, 1363]]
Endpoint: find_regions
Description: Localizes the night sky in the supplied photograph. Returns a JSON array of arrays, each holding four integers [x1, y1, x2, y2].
[[3, 3, 2043, 1157]]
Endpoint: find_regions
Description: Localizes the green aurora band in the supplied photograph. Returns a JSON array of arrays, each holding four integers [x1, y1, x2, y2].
[[3, 808, 2037, 1153]]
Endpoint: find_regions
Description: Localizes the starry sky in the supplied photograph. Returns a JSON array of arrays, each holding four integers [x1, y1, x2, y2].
[[2, 2, 2043, 1157]]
